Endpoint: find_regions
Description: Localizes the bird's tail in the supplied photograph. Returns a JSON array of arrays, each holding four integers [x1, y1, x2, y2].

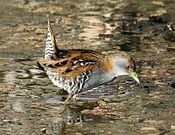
[[45, 20, 59, 60]]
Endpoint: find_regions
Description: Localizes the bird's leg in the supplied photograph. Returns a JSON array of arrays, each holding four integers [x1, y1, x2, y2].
[[72, 94, 77, 104], [64, 94, 74, 105]]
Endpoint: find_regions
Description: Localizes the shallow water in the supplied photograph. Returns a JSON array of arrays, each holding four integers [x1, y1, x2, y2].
[[0, 0, 175, 134]]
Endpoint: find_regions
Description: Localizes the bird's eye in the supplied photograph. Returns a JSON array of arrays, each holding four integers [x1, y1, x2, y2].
[[126, 65, 130, 69]]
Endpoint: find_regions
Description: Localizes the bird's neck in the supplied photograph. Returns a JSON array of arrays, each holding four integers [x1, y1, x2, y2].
[[103, 57, 127, 78], [101, 57, 113, 73]]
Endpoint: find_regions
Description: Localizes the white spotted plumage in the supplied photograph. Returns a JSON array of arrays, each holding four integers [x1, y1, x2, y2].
[[37, 20, 139, 104], [45, 29, 54, 60]]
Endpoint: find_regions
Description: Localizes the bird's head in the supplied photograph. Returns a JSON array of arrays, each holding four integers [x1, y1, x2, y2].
[[110, 52, 140, 84]]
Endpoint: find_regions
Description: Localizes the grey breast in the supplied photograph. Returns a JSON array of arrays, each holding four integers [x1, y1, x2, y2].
[[82, 67, 116, 91]]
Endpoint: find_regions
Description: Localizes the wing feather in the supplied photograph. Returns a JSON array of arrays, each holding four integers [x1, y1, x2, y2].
[[39, 49, 105, 79]]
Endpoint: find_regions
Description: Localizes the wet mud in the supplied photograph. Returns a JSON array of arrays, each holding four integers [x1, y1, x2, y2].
[[0, 0, 175, 135]]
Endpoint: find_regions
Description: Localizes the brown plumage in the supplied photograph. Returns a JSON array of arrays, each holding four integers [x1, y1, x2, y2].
[[38, 20, 139, 104]]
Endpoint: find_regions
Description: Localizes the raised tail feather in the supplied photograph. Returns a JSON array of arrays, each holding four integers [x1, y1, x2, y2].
[[45, 20, 59, 60]]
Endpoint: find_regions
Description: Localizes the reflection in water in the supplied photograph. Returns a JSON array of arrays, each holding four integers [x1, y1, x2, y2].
[[46, 106, 85, 134], [0, 68, 46, 84], [78, 12, 114, 51], [1, 71, 16, 84], [79, 16, 104, 40], [5, 95, 87, 134]]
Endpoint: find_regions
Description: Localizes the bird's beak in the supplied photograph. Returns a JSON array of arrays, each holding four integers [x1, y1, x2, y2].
[[130, 71, 140, 84]]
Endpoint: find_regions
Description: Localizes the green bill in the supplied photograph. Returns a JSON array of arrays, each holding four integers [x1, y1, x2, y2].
[[130, 72, 140, 84]]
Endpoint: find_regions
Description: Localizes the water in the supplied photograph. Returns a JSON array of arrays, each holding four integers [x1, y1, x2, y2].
[[0, 0, 175, 134]]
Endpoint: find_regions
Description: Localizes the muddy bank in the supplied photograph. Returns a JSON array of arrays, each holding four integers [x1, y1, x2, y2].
[[0, 0, 175, 135]]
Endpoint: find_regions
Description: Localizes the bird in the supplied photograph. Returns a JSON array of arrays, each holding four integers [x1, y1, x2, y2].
[[37, 20, 140, 105]]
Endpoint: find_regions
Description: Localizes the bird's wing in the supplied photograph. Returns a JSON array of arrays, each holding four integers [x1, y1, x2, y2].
[[38, 49, 107, 79]]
